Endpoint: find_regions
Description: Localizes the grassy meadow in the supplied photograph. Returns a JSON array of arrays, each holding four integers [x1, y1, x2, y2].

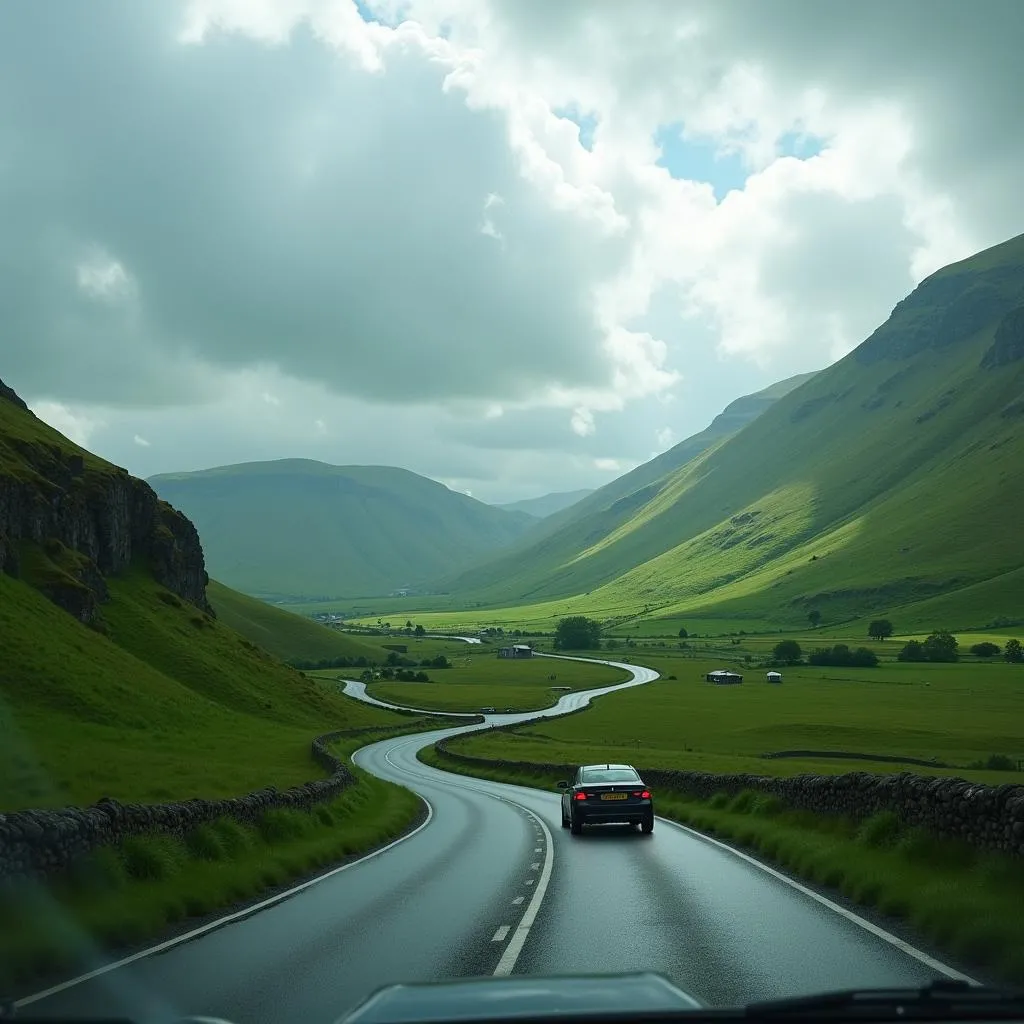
[[442, 655, 1024, 784], [358, 652, 629, 712]]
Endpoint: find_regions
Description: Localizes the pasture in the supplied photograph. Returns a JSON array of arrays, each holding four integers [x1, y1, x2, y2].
[[447, 656, 1024, 784]]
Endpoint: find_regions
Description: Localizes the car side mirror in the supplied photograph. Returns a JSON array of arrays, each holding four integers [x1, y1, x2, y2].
[[556, 780, 569, 789]]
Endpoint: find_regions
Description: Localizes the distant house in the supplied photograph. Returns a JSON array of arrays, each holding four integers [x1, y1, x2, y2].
[[498, 644, 534, 659], [766, 671, 783, 684], [706, 669, 743, 685]]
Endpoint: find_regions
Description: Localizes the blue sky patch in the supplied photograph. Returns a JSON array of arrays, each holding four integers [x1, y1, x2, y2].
[[777, 131, 825, 160], [555, 106, 598, 151], [654, 123, 748, 200]]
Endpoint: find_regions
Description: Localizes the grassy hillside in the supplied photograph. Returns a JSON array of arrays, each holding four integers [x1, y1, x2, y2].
[[0, 392, 412, 811], [497, 488, 593, 518], [437, 372, 818, 602], [0, 566, 408, 811], [207, 580, 386, 664], [149, 459, 535, 600], [429, 233, 1024, 631]]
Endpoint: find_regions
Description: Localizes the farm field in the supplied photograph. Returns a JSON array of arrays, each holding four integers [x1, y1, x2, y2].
[[444, 655, 1024, 785], [357, 653, 629, 712]]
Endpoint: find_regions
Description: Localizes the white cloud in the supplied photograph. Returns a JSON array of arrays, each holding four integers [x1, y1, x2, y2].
[[4, 0, 1023, 502]]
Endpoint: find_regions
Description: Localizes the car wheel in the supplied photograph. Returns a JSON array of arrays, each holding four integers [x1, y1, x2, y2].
[[641, 814, 654, 834], [570, 814, 583, 835]]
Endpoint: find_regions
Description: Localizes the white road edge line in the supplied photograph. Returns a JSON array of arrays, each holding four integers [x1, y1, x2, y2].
[[491, 926, 511, 942], [493, 803, 554, 977], [14, 793, 436, 1009], [659, 816, 979, 984]]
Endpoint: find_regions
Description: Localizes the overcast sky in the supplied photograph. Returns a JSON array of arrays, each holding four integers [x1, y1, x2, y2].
[[3, 1, 1022, 504]]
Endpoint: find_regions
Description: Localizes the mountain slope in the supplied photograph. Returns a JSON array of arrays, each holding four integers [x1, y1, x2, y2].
[[497, 489, 594, 518], [438, 371, 818, 602], [149, 460, 535, 600], [207, 580, 386, 664], [0, 384, 403, 810], [441, 232, 1024, 629]]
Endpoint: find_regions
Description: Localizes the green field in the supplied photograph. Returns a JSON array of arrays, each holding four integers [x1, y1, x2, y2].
[[207, 581, 388, 664], [443, 656, 1024, 784], [362, 653, 628, 712]]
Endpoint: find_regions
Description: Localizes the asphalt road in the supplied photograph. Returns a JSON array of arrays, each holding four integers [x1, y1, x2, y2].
[[18, 657, 969, 1023]]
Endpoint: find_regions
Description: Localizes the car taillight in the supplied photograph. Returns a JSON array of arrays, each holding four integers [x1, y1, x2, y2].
[[641, 790, 651, 799], [574, 791, 587, 801]]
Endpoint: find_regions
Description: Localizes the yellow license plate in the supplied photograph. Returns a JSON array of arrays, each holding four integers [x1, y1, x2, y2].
[[601, 793, 628, 800]]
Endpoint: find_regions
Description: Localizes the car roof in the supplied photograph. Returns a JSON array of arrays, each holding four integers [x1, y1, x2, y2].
[[580, 763, 636, 771]]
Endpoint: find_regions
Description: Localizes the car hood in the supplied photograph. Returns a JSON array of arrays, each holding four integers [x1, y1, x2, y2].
[[339, 972, 702, 1023]]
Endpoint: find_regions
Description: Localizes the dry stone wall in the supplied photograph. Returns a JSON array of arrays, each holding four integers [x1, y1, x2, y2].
[[434, 737, 1024, 858], [0, 718, 477, 884]]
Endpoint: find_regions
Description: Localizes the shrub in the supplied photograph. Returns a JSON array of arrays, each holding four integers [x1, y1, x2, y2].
[[971, 642, 1001, 658], [211, 818, 252, 855], [857, 811, 902, 848], [898, 640, 924, 662], [121, 836, 183, 881], [185, 824, 227, 861], [256, 808, 311, 843]]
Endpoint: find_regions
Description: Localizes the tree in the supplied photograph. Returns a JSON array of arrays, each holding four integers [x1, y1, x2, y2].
[[808, 610, 822, 628], [868, 619, 894, 642], [921, 630, 959, 663], [809, 644, 878, 668], [898, 640, 924, 662], [677, 627, 688, 638], [414, 624, 426, 636], [1006, 639, 1023, 663], [554, 616, 603, 650], [970, 642, 1001, 658], [773, 639, 803, 665]]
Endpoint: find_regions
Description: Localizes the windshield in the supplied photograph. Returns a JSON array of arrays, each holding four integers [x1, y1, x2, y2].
[[581, 769, 641, 784], [2, 1, 1022, 1020]]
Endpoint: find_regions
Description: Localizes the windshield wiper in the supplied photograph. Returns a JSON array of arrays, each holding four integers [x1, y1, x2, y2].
[[746, 980, 1024, 1020]]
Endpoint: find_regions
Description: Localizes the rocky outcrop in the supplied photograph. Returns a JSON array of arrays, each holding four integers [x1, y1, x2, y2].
[[856, 264, 1024, 366], [0, 378, 209, 617], [981, 306, 1024, 368], [434, 739, 1024, 858]]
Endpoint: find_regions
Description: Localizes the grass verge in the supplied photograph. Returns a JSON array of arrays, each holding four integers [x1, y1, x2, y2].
[[420, 746, 1024, 985], [0, 730, 425, 993]]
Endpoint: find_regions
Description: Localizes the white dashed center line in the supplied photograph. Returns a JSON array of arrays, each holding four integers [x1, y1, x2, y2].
[[492, 926, 511, 942], [512, 896, 524, 905]]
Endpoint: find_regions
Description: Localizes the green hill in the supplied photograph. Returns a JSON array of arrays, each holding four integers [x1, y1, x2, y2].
[[207, 580, 386, 664], [434, 233, 1024, 632], [0, 387, 404, 811], [149, 460, 535, 600], [437, 371, 818, 602], [497, 489, 594, 518]]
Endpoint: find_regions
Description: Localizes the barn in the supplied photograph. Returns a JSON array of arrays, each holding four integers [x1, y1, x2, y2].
[[498, 644, 534, 659]]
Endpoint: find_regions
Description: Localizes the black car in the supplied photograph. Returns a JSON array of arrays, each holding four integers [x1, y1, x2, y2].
[[558, 763, 654, 835]]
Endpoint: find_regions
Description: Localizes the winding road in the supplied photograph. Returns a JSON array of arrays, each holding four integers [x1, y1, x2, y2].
[[18, 656, 972, 1023]]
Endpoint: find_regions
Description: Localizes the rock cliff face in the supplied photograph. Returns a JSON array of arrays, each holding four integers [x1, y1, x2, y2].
[[0, 378, 210, 620]]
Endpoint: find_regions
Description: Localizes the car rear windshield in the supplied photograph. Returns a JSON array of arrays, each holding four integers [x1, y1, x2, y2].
[[581, 768, 640, 783]]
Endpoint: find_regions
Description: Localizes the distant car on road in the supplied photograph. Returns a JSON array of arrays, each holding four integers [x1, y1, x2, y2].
[[558, 763, 654, 835], [481, 706, 497, 713]]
